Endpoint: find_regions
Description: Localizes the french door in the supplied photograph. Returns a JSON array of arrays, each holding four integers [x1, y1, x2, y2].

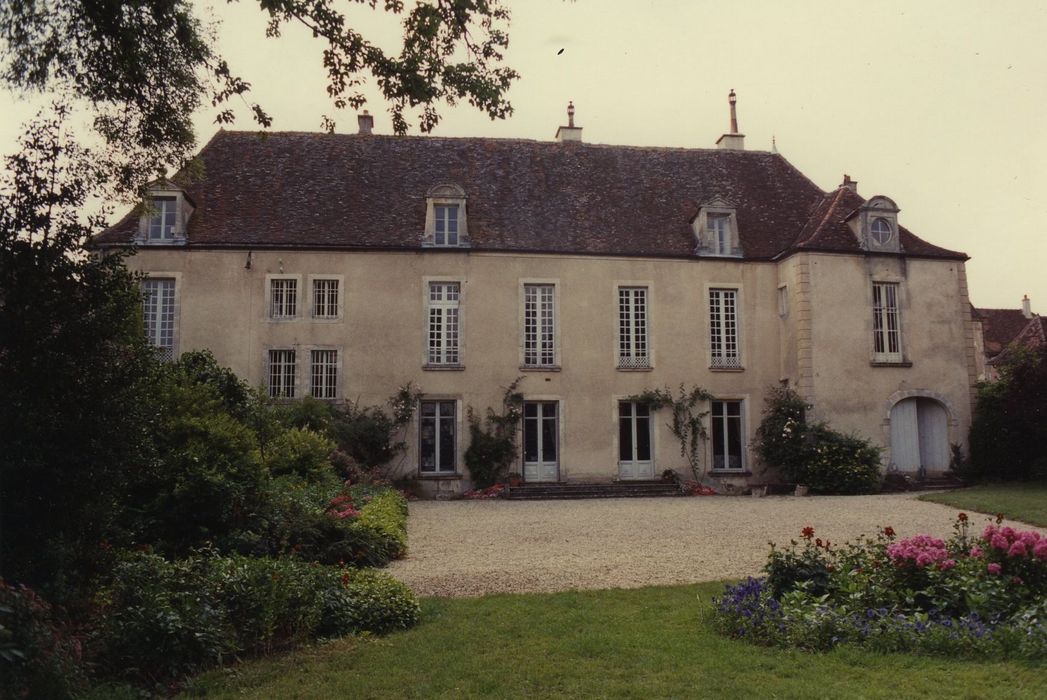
[[618, 401, 654, 480], [523, 401, 559, 482]]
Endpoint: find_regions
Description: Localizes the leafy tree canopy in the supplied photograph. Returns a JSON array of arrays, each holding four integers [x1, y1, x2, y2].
[[1, 0, 518, 188]]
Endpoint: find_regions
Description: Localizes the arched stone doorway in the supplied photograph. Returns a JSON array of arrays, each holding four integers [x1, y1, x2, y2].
[[889, 397, 950, 474]]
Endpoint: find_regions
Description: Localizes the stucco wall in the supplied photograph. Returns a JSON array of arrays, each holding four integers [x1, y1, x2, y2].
[[126, 246, 975, 486]]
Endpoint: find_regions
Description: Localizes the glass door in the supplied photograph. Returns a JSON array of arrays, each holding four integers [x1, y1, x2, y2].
[[618, 401, 653, 479], [523, 401, 559, 481]]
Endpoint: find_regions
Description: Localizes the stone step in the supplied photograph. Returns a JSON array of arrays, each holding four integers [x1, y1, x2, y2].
[[505, 481, 683, 500]]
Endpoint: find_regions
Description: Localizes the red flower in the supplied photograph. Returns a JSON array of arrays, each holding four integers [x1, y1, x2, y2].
[[815, 538, 823, 548], [341, 572, 351, 586], [801, 526, 815, 540], [883, 526, 896, 539], [958, 512, 968, 522]]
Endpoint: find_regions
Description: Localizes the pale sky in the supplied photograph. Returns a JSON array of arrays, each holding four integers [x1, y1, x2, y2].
[[3, 0, 1045, 311]]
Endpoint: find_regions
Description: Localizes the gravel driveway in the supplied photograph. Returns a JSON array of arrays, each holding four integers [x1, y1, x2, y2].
[[386, 493, 1046, 597]]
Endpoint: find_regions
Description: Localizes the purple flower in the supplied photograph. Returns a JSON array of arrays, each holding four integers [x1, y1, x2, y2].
[[987, 563, 1002, 575]]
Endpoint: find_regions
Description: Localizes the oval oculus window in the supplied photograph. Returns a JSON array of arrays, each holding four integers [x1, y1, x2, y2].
[[871, 217, 893, 245]]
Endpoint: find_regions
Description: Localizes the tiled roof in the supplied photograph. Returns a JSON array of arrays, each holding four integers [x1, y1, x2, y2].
[[94, 131, 967, 261], [973, 307, 1032, 358], [990, 316, 1047, 365]]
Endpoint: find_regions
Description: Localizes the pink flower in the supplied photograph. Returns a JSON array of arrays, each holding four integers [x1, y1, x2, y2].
[[1034, 540, 1047, 561], [983, 524, 998, 540], [1012, 576, 1025, 586], [969, 546, 983, 558], [987, 563, 1002, 575], [1008, 541, 1028, 558], [938, 559, 956, 571], [1001, 527, 1017, 542], [991, 534, 1010, 551], [1019, 531, 1041, 546]]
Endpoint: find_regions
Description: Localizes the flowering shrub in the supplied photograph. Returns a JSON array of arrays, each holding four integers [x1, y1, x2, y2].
[[712, 514, 1047, 658], [463, 483, 506, 499]]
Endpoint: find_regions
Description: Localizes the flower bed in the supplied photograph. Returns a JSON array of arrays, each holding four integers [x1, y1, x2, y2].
[[712, 514, 1047, 658]]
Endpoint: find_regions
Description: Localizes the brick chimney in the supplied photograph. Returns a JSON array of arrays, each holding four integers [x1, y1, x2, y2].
[[357, 110, 374, 135], [842, 174, 858, 193], [555, 101, 583, 143], [1022, 294, 1033, 319], [716, 90, 745, 150]]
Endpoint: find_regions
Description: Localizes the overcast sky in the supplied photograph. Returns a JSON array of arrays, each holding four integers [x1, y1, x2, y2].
[[3, 0, 1044, 311]]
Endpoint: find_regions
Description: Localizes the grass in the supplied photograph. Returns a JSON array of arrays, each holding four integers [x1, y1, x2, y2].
[[183, 582, 1046, 699], [919, 481, 1047, 528]]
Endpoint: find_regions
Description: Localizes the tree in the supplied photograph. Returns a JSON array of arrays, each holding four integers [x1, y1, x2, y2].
[[0, 107, 160, 599], [1, 0, 519, 186], [968, 347, 1047, 481]]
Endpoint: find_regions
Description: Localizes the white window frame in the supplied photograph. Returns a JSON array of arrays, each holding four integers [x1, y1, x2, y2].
[[708, 287, 742, 369], [267, 348, 297, 399], [710, 399, 746, 471], [617, 286, 650, 369], [418, 398, 459, 475], [426, 281, 462, 366], [309, 348, 340, 400], [309, 275, 344, 321], [434, 204, 460, 246], [872, 281, 903, 363], [142, 276, 179, 361], [521, 280, 559, 369], [266, 274, 301, 321]]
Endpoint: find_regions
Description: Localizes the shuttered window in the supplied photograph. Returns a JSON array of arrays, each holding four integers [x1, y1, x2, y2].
[[709, 288, 740, 368], [873, 282, 902, 362], [618, 287, 649, 368]]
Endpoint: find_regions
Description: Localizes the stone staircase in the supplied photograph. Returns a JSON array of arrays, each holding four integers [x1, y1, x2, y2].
[[504, 481, 683, 500], [881, 472, 967, 493]]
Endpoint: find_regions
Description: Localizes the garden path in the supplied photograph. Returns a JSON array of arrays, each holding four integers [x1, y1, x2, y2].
[[386, 493, 1046, 597]]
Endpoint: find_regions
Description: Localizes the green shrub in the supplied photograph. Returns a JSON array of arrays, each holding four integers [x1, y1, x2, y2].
[[174, 350, 253, 421], [465, 379, 524, 488], [329, 404, 405, 471], [264, 427, 336, 481], [353, 488, 409, 559], [96, 550, 419, 684], [0, 581, 87, 699], [322, 568, 420, 636], [96, 551, 233, 682], [277, 396, 336, 434], [753, 386, 881, 494]]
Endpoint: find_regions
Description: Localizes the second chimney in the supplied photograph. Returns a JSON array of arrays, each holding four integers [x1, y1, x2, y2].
[[1023, 294, 1033, 319], [358, 110, 374, 135], [842, 174, 858, 193], [716, 89, 745, 150], [555, 101, 583, 143]]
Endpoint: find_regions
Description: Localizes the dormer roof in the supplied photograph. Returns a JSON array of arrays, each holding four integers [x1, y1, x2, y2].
[[94, 131, 966, 262]]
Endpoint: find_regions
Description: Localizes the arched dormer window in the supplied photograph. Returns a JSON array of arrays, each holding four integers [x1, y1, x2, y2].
[[691, 198, 742, 257], [423, 184, 469, 248], [852, 196, 901, 253], [135, 182, 193, 246]]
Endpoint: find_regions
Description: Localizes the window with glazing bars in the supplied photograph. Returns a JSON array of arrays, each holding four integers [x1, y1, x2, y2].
[[419, 400, 456, 473], [270, 279, 297, 318], [524, 284, 556, 366], [872, 282, 902, 362], [618, 287, 649, 368], [711, 400, 744, 470], [434, 204, 459, 246], [268, 349, 296, 398], [310, 349, 338, 399], [427, 282, 460, 365], [709, 288, 740, 368], [708, 213, 731, 255], [312, 279, 339, 319], [148, 197, 177, 240], [142, 278, 176, 361]]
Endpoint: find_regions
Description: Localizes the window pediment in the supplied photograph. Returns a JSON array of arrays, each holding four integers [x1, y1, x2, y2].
[[423, 183, 469, 248], [691, 199, 742, 257]]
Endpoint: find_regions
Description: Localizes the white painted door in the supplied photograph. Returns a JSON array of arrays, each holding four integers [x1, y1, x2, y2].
[[618, 401, 654, 480], [917, 399, 950, 470], [890, 399, 921, 473], [523, 402, 559, 482]]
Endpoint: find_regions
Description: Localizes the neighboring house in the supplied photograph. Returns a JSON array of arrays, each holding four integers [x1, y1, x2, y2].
[[972, 296, 1039, 381], [95, 96, 979, 495]]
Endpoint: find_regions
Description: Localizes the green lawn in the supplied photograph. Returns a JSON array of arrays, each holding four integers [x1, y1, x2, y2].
[[919, 481, 1047, 528], [183, 583, 1045, 699]]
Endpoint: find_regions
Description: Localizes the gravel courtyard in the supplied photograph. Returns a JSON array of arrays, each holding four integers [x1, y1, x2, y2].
[[387, 493, 1046, 597]]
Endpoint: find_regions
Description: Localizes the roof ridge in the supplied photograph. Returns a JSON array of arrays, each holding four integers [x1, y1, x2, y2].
[[797, 188, 847, 247]]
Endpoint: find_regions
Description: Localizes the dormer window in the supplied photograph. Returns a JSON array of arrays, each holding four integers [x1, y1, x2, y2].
[[851, 195, 901, 253], [692, 200, 742, 257], [136, 184, 193, 246], [424, 184, 469, 248]]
